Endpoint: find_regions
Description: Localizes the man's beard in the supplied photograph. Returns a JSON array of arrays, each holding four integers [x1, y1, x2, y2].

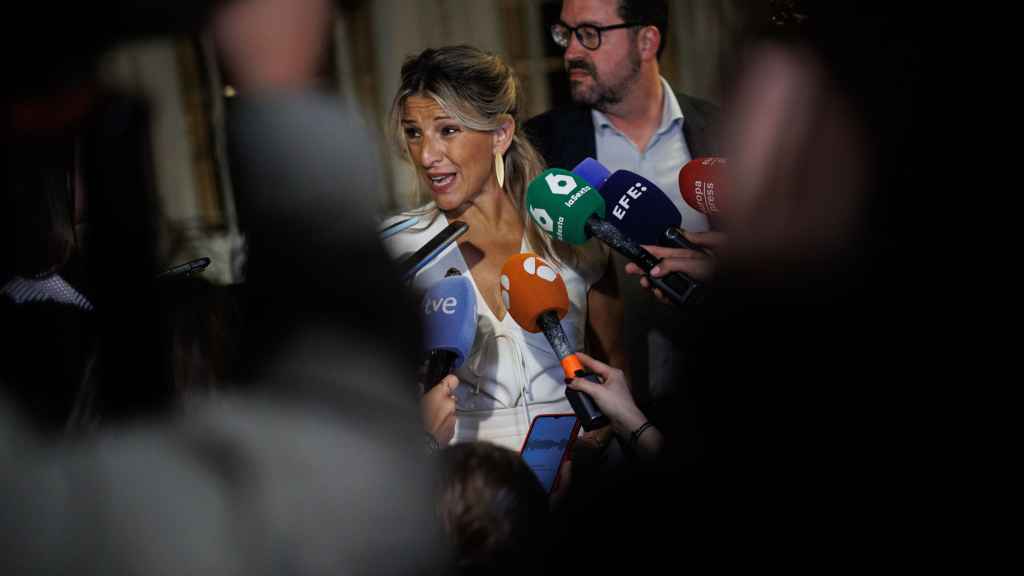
[[566, 50, 641, 111]]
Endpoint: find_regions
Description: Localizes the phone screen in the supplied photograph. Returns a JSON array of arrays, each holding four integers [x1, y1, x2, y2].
[[520, 414, 579, 493]]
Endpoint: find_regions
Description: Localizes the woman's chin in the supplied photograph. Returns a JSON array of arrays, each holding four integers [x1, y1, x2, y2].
[[433, 193, 465, 213]]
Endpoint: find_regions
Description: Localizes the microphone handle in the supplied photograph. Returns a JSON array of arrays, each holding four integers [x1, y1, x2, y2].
[[565, 371, 609, 431], [399, 221, 469, 282], [537, 311, 608, 431], [649, 273, 704, 307], [156, 257, 211, 280], [586, 216, 703, 307], [663, 226, 709, 255], [424, 349, 458, 391]]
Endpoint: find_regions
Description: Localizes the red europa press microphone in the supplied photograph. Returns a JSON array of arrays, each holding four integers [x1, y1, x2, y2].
[[679, 157, 728, 216]]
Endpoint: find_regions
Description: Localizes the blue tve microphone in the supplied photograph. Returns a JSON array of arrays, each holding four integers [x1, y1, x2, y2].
[[573, 157, 611, 189], [421, 269, 477, 390]]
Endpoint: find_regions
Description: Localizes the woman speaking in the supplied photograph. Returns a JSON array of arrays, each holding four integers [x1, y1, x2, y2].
[[382, 45, 624, 452]]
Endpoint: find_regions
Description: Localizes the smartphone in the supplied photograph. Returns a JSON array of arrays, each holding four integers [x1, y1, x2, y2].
[[520, 414, 581, 494]]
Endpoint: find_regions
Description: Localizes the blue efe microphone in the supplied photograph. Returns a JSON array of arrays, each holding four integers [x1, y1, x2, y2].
[[421, 269, 477, 390], [599, 170, 690, 248]]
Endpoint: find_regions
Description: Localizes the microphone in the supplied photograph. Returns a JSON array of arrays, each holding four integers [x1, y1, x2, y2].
[[574, 158, 706, 252], [379, 215, 419, 240], [420, 268, 477, 390], [679, 157, 728, 216], [156, 257, 211, 280], [397, 221, 469, 282], [526, 169, 703, 307], [499, 253, 608, 431], [572, 157, 611, 189]]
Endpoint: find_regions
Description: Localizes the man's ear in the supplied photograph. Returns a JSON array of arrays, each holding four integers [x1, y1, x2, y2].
[[492, 114, 515, 155], [638, 26, 661, 61]]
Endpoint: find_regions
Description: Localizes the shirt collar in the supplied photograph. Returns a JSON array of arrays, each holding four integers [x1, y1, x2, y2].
[[658, 77, 685, 134], [592, 77, 684, 135]]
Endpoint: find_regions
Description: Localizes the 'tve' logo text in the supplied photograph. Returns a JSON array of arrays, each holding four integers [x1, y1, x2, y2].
[[424, 297, 457, 315]]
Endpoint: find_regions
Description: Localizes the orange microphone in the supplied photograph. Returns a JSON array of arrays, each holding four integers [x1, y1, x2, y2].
[[679, 157, 728, 216], [500, 253, 608, 431]]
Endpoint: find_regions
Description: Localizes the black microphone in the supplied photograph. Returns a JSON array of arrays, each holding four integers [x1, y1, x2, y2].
[[397, 221, 469, 282], [663, 226, 707, 253], [156, 257, 211, 280], [586, 218, 705, 306]]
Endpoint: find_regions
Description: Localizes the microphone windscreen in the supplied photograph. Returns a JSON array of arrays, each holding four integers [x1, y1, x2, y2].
[[573, 157, 611, 189], [499, 253, 569, 333], [679, 157, 728, 215], [526, 169, 606, 246], [598, 170, 682, 246], [421, 275, 477, 368]]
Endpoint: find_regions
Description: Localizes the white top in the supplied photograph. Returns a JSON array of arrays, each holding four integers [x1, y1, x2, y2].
[[593, 77, 709, 232], [382, 208, 608, 451]]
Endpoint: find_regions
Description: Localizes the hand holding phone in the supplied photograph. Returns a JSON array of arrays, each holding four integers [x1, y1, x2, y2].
[[520, 414, 580, 494]]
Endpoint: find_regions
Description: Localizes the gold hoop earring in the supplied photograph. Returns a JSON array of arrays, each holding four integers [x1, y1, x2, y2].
[[495, 152, 505, 189]]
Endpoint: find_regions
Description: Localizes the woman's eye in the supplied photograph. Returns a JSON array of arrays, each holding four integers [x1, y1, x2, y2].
[[404, 127, 420, 139], [441, 126, 460, 136]]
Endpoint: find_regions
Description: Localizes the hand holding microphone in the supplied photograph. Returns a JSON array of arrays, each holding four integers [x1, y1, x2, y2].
[[568, 353, 662, 460], [624, 231, 727, 298], [422, 374, 459, 447], [591, 165, 722, 285], [572, 158, 730, 300], [526, 169, 703, 308], [419, 269, 477, 390], [500, 253, 608, 431], [419, 270, 476, 446]]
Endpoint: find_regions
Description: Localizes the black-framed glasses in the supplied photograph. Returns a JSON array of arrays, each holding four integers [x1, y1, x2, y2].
[[550, 20, 644, 51]]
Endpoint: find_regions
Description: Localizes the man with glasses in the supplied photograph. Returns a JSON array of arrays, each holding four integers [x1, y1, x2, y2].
[[525, 0, 721, 415]]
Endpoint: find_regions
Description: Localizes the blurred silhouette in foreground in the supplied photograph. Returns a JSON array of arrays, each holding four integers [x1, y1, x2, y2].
[[554, 1, 919, 569], [1, 1, 446, 574]]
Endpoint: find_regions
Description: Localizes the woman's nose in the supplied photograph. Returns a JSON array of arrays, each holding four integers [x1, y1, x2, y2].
[[419, 134, 442, 167]]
